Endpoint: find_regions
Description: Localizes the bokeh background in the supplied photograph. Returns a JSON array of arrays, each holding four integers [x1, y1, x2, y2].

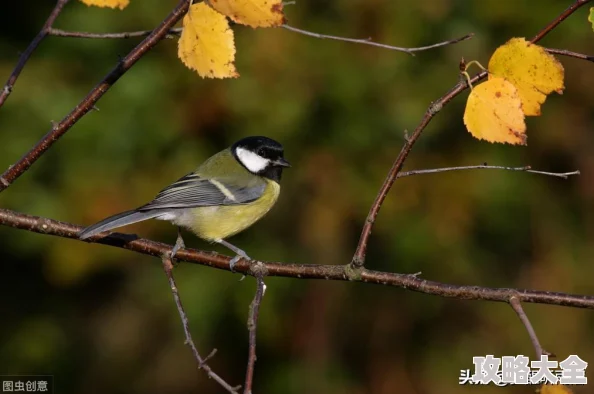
[[1, 0, 593, 393]]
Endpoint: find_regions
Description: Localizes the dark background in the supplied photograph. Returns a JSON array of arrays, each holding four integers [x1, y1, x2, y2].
[[0, 0, 593, 393]]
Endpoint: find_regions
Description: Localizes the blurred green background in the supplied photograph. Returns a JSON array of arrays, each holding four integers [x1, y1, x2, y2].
[[1, 0, 593, 393]]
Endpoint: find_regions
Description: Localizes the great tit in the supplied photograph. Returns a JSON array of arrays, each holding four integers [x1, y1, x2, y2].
[[79, 136, 290, 270]]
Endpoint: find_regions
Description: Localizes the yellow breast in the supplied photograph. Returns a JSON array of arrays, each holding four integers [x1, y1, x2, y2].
[[188, 180, 280, 242]]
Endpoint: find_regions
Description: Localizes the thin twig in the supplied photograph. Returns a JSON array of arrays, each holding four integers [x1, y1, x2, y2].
[[531, 0, 593, 43], [397, 165, 580, 180], [0, 0, 191, 193], [545, 47, 594, 63], [47, 25, 474, 56], [48, 27, 182, 40], [509, 296, 550, 359], [1, 208, 593, 310], [282, 25, 473, 55], [243, 277, 266, 394], [0, 0, 70, 109], [351, 0, 592, 269], [161, 256, 240, 394]]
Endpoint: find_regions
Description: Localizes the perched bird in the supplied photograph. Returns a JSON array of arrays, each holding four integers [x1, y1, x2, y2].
[[79, 136, 290, 270]]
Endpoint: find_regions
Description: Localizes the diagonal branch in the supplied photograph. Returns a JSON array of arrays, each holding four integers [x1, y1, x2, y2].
[[350, 0, 593, 268], [531, 0, 593, 43], [0, 0, 70, 109], [243, 276, 266, 394], [162, 255, 240, 394], [0, 0, 191, 193], [1, 208, 593, 310], [509, 296, 550, 359]]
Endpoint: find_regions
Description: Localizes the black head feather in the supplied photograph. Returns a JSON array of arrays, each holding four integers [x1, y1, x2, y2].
[[232, 136, 290, 182]]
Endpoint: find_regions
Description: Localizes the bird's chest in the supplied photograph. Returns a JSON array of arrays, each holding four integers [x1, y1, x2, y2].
[[187, 181, 280, 241]]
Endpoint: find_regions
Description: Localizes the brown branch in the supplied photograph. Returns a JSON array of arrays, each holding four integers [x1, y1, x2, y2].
[[1, 208, 593, 310], [398, 165, 580, 180], [161, 256, 240, 394], [243, 277, 266, 394], [509, 296, 550, 359], [281, 25, 474, 55], [531, 0, 593, 43], [0, 0, 70, 109], [48, 27, 182, 40], [351, 0, 592, 268], [48, 25, 474, 56], [545, 47, 594, 63], [0, 0, 191, 193]]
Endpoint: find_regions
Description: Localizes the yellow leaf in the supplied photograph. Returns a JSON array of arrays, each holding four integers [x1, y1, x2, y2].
[[209, 0, 286, 28], [463, 77, 526, 145], [178, 3, 238, 79], [540, 384, 573, 394], [488, 37, 564, 116], [79, 0, 129, 10], [589, 8, 594, 31]]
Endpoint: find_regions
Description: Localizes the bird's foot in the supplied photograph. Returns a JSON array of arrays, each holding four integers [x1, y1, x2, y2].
[[169, 228, 186, 263], [229, 251, 251, 273]]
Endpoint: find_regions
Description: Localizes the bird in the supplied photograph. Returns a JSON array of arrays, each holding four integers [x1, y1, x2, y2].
[[78, 136, 290, 270]]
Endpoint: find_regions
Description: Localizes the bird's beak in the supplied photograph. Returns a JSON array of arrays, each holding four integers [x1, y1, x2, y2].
[[274, 157, 291, 168]]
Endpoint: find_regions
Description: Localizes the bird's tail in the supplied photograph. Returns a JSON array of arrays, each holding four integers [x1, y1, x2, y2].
[[78, 209, 163, 240]]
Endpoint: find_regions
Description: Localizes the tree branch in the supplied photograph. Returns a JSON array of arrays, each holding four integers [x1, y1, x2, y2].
[[48, 27, 183, 40], [243, 277, 266, 394], [1, 208, 593, 309], [509, 296, 549, 359], [0, 0, 191, 193], [0, 0, 70, 109], [350, 0, 593, 268], [48, 25, 474, 56], [545, 47, 594, 63], [281, 25, 473, 55], [161, 256, 240, 394], [531, 0, 593, 43], [398, 165, 580, 180]]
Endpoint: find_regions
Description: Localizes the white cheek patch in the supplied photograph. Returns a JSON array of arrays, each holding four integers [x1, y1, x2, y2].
[[236, 147, 270, 173]]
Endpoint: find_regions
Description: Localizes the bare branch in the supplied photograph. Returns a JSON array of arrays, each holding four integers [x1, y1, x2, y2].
[[509, 296, 550, 359], [545, 47, 594, 63], [243, 277, 266, 394], [1, 208, 593, 310], [282, 25, 473, 55], [47, 25, 473, 57], [351, 0, 592, 269], [161, 256, 240, 394], [0, 0, 70, 109], [48, 27, 182, 40], [531, 0, 593, 43], [398, 165, 580, 180], [0, 0, 191, 193]]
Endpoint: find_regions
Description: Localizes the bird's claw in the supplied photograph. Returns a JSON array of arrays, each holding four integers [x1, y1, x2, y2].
[[169, 228, 186, 263], [229, 255, 241, 272], [169, 242, 186, 261], [229, 253, 251, 273]]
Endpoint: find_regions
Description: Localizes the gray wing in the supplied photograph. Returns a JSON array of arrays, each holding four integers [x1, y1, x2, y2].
[[138, 173, 266, 211]]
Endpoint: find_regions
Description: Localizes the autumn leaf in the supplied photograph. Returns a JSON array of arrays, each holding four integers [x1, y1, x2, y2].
[[209, 0, 286, 28], [540, 384, 573, 394], [79, 0, 129, 10], [488, 37, 564, 116], [178, 2, 238, 79], [463, 77, 527, 145], [589, 7, 594, 31]]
